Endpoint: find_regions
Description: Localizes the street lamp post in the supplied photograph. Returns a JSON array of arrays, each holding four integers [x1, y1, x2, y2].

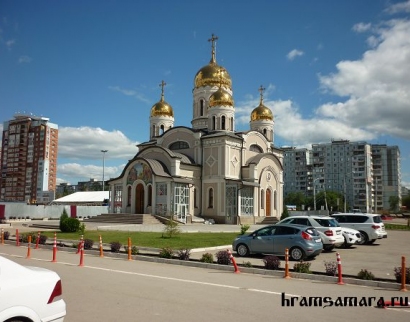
[[101, 150, 108, 191], [313, 178, 321, 211]]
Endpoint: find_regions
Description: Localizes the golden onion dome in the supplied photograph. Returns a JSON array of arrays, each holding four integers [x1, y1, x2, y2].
[[150, 80, 174, 117], [150, 100, 174, 117], [209, 88, 234, 108], [250, 85, 273, 121], [194, 34, 232, 89], [194, 63, 232, 89]]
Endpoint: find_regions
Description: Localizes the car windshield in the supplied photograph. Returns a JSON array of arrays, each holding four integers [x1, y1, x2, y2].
[[315, 218, 340, 227]]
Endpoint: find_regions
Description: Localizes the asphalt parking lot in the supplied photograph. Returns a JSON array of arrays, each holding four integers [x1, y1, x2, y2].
[[4, 219, 410, 282]]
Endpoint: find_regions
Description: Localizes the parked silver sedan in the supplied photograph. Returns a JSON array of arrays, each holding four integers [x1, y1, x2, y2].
[[232, 223, 323, 261]]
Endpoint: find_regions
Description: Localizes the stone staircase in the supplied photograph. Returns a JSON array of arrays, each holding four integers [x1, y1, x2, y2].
[[257, 216, 279, 225], [84, 213, 163, 225]]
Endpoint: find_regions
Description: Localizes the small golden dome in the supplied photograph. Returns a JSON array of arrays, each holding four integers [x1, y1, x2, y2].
[[150, 100, 174, 117], [150, 80, 174, 117], [194, 63, 232, 89], [251, 104, 273, 121], [250, 85, 273, 121], [209, 88, 234, 107]]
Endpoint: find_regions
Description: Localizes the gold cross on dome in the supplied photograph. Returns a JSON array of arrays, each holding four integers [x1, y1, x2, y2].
[[208, 34, 218, 63], [258, 85, 265, 102], [159, 80, 166, 100]]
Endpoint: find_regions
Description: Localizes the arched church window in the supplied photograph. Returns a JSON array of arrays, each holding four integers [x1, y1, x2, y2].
[[208, 188, 214, 208], [263, 128, 267, 135], [261, 189, 265, 209], [250, 144, 263, 153], [194, 188, 197, 208], [221, 116, 226, 130], [200, 99, 204, 116], [169, 141, 189, 150], [212, 116, 216, 130], [152, 125, 156, 137], [127, 186, 131, 206], [230, 117, 233, 130], [148, 185, 152, 206]]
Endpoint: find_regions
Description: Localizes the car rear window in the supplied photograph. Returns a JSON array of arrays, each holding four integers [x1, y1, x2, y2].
[[373, 216, 382, 223], [305, 228, 319, 236], [315, 218, 340, 227]]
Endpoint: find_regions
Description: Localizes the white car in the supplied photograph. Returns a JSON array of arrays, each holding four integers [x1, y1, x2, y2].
[[0, 256, 66, 322], [339, 227, 362, 248], [278, 215, 345, 251]]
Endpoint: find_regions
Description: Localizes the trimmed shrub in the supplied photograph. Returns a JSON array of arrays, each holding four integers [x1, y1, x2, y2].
[[177, 248, 191, 260], [357, 269, 375, 280], [324, 261, 338, 276], [199, 252, 214, 263], [60, 217, 81, 233], [38, 234, 48, 245], [3, 231, 10, 240], [293, 261, 311, 274], [393, 267, 410, 284], [59, 210, 69, 231], [124, 245, 139, 255], [110, 241, 122, 253], [159, 247, 174, 259], [243, 261, 252, 268], [263, 255, 281, 270], [21, 233, 36, 243], [83, 239, 94, 250], [216, 250, 231, 265]]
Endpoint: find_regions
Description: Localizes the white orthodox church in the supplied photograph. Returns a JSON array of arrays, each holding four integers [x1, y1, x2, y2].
[[107, 35, 284, 224]]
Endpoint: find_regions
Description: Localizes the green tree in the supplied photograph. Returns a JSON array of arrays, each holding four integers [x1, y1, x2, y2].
[[389, 196, 400, 213], [280, 207, 290, 220], [402, 194, 410, 211], [284, 192, 307, 210]]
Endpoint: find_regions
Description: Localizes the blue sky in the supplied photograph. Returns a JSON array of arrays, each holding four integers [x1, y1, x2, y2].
[[1, 0, 410, 188]]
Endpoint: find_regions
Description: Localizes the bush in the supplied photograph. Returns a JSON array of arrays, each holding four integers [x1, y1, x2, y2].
[[124, 245, 139, 255], [159, 247, 174, 259], [177, 248, 191, 260], [3, 231, 9, 240], [83, 239, 94, 250], [357, 269, 375, 280], [243, 261, 252, 268], [59, 210, 69, 231], [60, 217, 81, 233], [263, 255, 281, 270], [110, 241, 122, 253], [280, 207, 290, 220], [240, 224, 250, 235], [293, 261, 311, 273], [38, 234, 48, 245], [199, 252, 214, 263], [21, 233, 36, 243], [216, 250, 231, 265], [393, 267, 410, 284], [324, 261, 338, 276]]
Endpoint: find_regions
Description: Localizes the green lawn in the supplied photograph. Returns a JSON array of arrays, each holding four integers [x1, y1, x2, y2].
[[36, 230, 240, 249], [384, 223, 410, 231]]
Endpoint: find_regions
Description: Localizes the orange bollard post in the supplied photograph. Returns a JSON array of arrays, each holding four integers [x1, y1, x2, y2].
[[1, 228, 4, 245], [35, 231, 41, 249], [336, 252, 344, 285], [227, 249, 240, 274], [78, 240, 84, 267], [26, 235, 32, 259], [76, 235, 83, 254], [284, 248, 291, 279], [16, 229, 20, 246], [51, 232, 57, 263], [99, 235, 104, 258], [127, 237, 132, 261], [400, 256, 408, 292]]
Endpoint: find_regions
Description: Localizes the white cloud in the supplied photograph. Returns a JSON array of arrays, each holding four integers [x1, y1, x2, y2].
[[317, 19, 410, 140], [287, 49, 304, 61], [108, 85, 151, 104], [58, 126, 139, 160], [385, 0, 410, 14], [352, 22, 372, 33], [57, 163, 125, 184], [18, 55, 32, 63]]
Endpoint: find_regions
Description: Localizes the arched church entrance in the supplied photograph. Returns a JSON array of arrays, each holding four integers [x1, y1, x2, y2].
[[135, 184, 144, 214], [266, 189, 271, 217]]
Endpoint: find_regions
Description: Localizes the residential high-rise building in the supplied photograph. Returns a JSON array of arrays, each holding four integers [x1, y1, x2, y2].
[[0, 113, 59, 203], [283, 139, 401, 213]]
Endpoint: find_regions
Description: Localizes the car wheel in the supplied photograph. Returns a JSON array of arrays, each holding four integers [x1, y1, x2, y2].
[[367, 239, 376, 245], [323, 245, 335, 252], [236, 244, 249, 257], [290, 247, 305, 261], [358, 231, 369, 245]]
